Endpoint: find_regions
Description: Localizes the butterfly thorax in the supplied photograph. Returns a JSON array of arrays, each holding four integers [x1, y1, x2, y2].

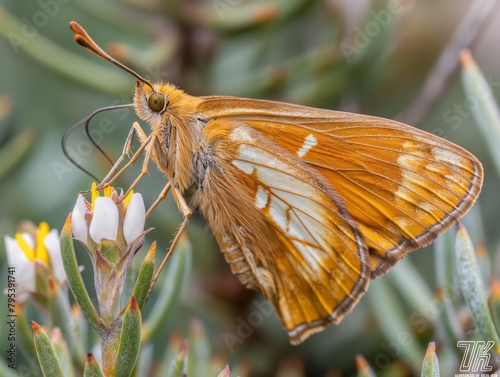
[[134, 82, 213, 204]]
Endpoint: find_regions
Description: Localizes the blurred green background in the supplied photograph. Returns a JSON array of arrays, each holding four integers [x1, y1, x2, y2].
[[1, 0, 500, 376]]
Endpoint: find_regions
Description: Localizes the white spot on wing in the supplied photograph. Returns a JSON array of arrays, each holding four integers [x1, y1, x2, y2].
[[255, 185, 268, 209], [297, 133, 318, 158], [229, 127, 254, 143], [432, 147, 463, 167]]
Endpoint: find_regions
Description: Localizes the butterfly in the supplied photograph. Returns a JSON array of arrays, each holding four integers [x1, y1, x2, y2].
[[68, 22, 483, 344]]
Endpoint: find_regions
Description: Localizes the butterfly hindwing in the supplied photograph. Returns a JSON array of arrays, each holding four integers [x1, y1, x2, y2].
[[199, 119, 370, 343]]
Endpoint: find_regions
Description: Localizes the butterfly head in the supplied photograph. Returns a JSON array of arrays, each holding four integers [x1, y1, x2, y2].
[[133, 81, 172, 129]]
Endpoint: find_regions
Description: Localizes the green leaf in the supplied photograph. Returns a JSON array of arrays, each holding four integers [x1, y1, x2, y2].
[[0, 129, 35, 179], [434, 231, 462, 346], [166, 340, 188, 377], [84, 354, 105, 377], [460, 49, 500, 175], [31, 322, 65, 377], [489, 279, 500, 334], [0, 9, 130, 94], [368, 278, 423, 370], [421, 342, 440, 377], [113, 297, 142, 377], [60, 214, 101, 333], [50, 329, 75, 377], [186, 320, 210, 377], [133, 241, 156, 309], [48, 276, 85, 369], [455, 224, 500, 350]]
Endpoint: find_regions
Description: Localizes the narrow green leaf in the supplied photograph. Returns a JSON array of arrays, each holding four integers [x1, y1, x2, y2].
[[461, 49, 500, 175], [113, 297, 142, 377], [455, 224, 500, 350], [13, 303, 38, 364], [31, 322, 65, 377], [421, 342, 440, 377], [48, 276, 85, 369], [166, 340, 188, 377], [133, 343, 153, 377], [0, 9, 130, 94], [187, 320, 210, 377], [157, 333, 183, 377], [0, 129, 35, 179], [133, 242, 156, 309], [50, 329, 75, 377], [60, 214, 101, 333], [355, 355, 375, 377], [368, 278, 423, 370], [489, 279, 500, 336], [142, 236, 191, 342], [434, 231, 463, 346], [389, 258, 434, 311], [84, 354, 105, 377]]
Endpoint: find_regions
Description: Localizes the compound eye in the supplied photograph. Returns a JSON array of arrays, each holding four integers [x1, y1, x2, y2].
[[148, 93, 166, 112]]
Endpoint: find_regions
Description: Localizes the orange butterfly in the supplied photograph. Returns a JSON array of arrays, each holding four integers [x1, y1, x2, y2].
[[68, 22, 483, 344]]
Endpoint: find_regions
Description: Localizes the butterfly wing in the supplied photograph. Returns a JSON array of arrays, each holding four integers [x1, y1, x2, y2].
[[197, 97, 483, 278], [194, 96, 482, 343]]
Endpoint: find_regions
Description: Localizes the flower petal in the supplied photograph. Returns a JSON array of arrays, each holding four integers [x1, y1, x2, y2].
[[89, 197, 119, 243], [123, 193, 146, 244], [4, 236, 36, 293], [71, 195, 89, 243], [44, 229, 66, 284]]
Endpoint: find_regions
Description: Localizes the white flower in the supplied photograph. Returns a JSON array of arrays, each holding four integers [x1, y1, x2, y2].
[[89, 196, 119, 243], [123, 193, 145, 244], [5, 235, 35, 302], [4, 222, 66, 303], [71, 194, 88, 243]]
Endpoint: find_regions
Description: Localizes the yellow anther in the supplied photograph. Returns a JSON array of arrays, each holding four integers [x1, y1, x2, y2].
[[103, 186, 113, 198], [35, 222, 50, 265], [91, 182, 99, 212], [15, 233, 35, 262], [124, 189, 134, 207]]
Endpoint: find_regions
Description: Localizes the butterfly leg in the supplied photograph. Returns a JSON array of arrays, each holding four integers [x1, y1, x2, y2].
[[147, 186, 192, 299], [96, 122, 152, 190], [119, 132, 159, 200], [146, 181, 171, 218]]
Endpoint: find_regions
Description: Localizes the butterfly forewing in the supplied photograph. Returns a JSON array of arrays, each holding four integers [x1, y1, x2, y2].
[[196, 97, 482, 341]]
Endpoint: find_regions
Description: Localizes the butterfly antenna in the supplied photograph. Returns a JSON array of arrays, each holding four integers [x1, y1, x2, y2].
[[62, 104, 134, 181], [69, 21, 155, 92]]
